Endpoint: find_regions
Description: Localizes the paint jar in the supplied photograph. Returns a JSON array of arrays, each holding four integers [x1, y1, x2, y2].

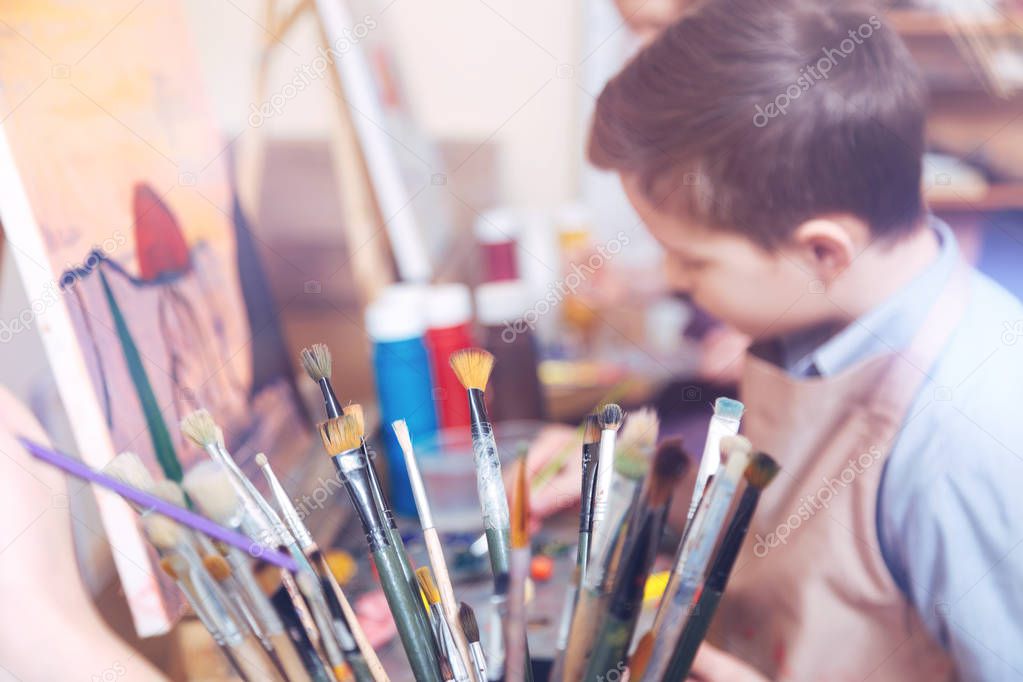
[[366, 293, 438, 517], [425, 283, 475, 430], [475, 280, 546, 422], [475, 208, 520, 282]]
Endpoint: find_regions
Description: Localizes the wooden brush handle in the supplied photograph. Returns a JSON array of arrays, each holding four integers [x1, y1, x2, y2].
[[270, 631, 314, 682], [316, 553, 389, 682], [233, 636, 284, 681], [425, 529, 478, 682]]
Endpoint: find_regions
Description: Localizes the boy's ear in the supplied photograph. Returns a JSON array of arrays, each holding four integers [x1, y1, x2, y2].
[[790, 218, 858, 281]]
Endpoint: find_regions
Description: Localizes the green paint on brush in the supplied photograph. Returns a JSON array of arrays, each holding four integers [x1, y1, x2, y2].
[[99, 269, 182, 482], [484, 526, 511, 576]]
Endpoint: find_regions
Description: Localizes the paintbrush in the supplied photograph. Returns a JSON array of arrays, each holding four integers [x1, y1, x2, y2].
[[417, 567, 469, 682], [590, 404, 624, 548], [549, 415, 602, 679], [184, 460, 332, 682], [659, 453, 780, 681], [505, 455, 532, 682], [459, 602, 488, 682], [582, 440, 690, 681], [20, 438, 296, 571], [144, 513, 276, 682], [320, 415, 442, 682], [684, 398, 743, 537], [301, 343, 344, 418], [486, 573, 508, 682], [257, 452, 388, 682], [641, 435, 753, 680], [393, 419, 477, 681], [448, 349, 511, 579]]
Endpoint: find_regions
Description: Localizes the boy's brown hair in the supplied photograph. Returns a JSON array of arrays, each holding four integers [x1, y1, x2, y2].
[[588, 0, 927, 248]]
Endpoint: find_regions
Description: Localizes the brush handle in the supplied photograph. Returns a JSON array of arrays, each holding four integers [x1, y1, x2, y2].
[[559, 587, 604, 682], [486, 593, 507, 682], [271, 582, 333, 682], [581, 612, 635, 682], [659, 588, 722, 682], [468, 642, 488, 681], [314, 551, 389, 682], [372, 546, 443, 682], [505, 548, 531, 682], [577, 442, 599, 534], [589, 431, 617, 553], [233, 636, 283, 682], [270, 631, 315, 682], [424, 529, 478, 682], [18, 437, 298, 570]]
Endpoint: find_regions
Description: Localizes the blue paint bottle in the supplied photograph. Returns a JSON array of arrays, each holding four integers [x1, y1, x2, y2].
[[365, 291, 438, 516]]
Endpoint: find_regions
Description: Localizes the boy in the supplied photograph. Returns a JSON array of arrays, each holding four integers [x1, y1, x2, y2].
[[588, 0, 1023, 679]]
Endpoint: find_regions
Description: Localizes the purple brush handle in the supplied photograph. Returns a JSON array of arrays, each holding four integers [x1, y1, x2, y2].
[[19, 436, 298, 572]]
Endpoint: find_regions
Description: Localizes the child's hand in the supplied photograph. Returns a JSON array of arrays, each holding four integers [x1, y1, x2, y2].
[[687, 643, 768, 681], [503, 423, 582, 526]]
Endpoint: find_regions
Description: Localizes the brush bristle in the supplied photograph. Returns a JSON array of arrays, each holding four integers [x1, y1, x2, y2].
[[103, 452, 155, 492], [614, 407, 659, 481], [416, 566, 440, 604], [599, 403, 624, 431], [203, 554, 232, 581], [143, 514, 183, 550], [459, 602, 480, 642], [448, 348, 494, 391], [300, 343, 332, 381], [159, 557, 179, 580], [343, 404, 365, 434], [182, 461, 241, 525], [582, 414, 601, 445], [319, 415, 363, 456], [438, 656, 453, 681], [391, 419, 413, 457], [647, 438, 691, 507], [510, 456, 530, 549], [150, 480, 187, 506], [745, 452, 780, 490], [254, 452, 268, 468], [180, 409, 223, 448]]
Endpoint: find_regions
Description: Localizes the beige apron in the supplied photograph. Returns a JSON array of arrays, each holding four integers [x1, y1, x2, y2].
[[707, 268, 969, 681]]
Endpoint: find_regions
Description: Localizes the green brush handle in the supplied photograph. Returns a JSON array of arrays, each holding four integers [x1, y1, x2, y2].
[[372, 546, 442, 682], [484, 526, 511, 577], [582, 612, 633, 682], [662, 588, 721, 682], [388, 526, 438, 660], [348, 652, 376, 682], [576, 531, 590, 581]]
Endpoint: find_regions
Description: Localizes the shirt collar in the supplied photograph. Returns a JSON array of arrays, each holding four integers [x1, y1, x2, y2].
[[779, 217, 959, 378]]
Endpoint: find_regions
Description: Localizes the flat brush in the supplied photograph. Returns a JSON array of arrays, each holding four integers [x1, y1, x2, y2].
[[549, 415, 601, 679], [505, 455, 532, 682], [590, 404, 624, 549], [257, 452, 388, 682], [459, 602, 488, 682], [417, 567, 469, 682], [641, 435, 753, 681], [394, 420, 476, 681], [685, 398, 743, 537], [21, 438, 296, 570], [320, 416, 442, 682], [660, 453, 780, 681], [582, 439, 690, 681]]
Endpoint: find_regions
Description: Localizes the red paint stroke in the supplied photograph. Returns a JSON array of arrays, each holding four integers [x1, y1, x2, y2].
[[132, 183, 190, 279]]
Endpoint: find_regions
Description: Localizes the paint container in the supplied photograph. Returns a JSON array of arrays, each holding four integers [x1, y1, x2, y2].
[[425, 283, 475, 430], [475, 280, 546, 422], [475, 208, 520, 283], [366, 292, 438, 516]]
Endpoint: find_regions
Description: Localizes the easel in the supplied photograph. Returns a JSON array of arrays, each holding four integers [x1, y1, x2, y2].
[[235, 0, 427, 304]]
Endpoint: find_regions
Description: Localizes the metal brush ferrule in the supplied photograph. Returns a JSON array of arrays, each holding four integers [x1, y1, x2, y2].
[[318, 377, 342, 419], [362, 440, 397, 531], [467, 388, 489, 433], [579, 442, 599, 533], [332, 450, 391, 552]]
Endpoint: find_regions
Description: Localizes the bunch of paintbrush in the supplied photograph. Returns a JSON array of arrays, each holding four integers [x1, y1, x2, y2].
[[181, 409, 362, 682], [320, 415, 442, 682], [635, 435, 755, 680]]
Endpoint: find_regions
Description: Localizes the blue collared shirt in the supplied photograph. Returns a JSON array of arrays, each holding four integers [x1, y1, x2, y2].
[[778, 218, 1023, 680]]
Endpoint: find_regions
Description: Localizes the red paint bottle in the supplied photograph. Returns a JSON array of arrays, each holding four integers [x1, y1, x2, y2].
[[475, 208, 521, 282], [425, 284, 475, 430]]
